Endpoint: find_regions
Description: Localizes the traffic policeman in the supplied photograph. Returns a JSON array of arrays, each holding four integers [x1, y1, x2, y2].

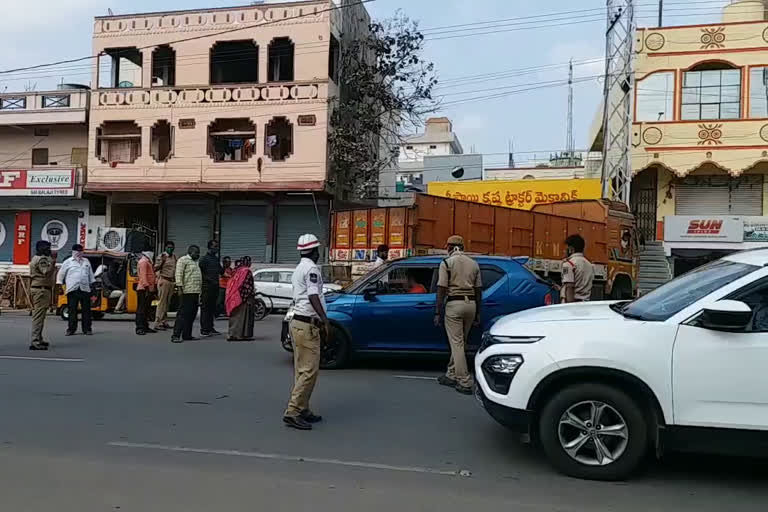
[[434, 235, 482, 395], [283, 233, 328, 430], [561, 234, 594, 303], [29, 240, 56, 350]]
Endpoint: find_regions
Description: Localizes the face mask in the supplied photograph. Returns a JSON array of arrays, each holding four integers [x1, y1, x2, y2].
[[73, 251, 83, 260], [191, 253, 200, 261], [166, 248, 174, 255]]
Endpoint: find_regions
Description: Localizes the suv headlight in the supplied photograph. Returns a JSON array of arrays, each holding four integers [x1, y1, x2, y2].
[[480, 332, 543, 352], [481, 355, 524, 394]]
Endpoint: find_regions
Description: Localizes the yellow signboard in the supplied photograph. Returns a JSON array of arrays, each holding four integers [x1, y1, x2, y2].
[[427, 179, 602, 210]]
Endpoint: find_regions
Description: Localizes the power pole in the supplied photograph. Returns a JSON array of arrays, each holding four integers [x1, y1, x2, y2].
[[658, 0, 663, 27], [566, 59, 575, 159], [600, 0, 635, 204]]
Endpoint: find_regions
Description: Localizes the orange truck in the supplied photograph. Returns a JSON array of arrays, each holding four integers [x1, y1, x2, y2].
[[329, 194, 637, 300]]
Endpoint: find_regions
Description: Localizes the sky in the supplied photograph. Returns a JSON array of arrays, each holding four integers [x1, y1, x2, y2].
[[0, 0, 731, 169]]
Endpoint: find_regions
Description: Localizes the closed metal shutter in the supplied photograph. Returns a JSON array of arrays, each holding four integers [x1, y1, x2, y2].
[[31, 211, 79, 260], [220, 204, 268, 263], [165, 199, 214, 253], [0, 211, 14, 262], [675, 176, 762, 216], [275, 203, 329, 263]]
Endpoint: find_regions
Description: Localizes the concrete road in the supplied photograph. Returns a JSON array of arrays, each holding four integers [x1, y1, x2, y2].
[[1, 311, 767, 511]]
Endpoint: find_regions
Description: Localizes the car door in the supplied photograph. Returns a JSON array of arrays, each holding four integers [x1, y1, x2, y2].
[[673, 277, 768, 430], [469, 265, 509, 349], [351, 264, 444, 350], [275, 271, 295, 308], [253, 271, 277, 303]]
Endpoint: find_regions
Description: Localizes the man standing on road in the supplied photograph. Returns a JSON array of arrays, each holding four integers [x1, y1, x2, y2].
[[171, 245, 202, 343], [561, 234, 594, 303], [283, 233, 327, 431], [372, 244, 388, 269], [57, 244, 95, 336], [199, 240, 222, 336], [136, 246, 157, 336], [28, 240, 56, 350], [434, 235, 482, 395], [154, 241, 177, 331]]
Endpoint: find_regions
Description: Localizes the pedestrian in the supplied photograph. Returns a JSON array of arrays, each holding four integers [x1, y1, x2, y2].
[[283, 233, 327, 431], [135, 246, 157, 335], [171, 245, 202, 343], [226, 256, 255, 342], [561, 234, 594, 303], [218, 256, 233, 317], [101, 261, 126, 313], [153, 241, 177, 330], [199, 240, 222, 336], [372, 244, 389, 269], [434, 235, 482, 395], [56, 244, 95, 336], [28, 240, 56, 350]]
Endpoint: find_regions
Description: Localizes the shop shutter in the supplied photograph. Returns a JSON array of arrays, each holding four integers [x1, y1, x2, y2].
[[729, 175, 763, 216], [30, 211, 79, 260], [675, 177, 730, 215], [0, 211, 14, 262], [275, 204, 329, 263], [220, 204, 268, 263], [165, 199, 214, 253]]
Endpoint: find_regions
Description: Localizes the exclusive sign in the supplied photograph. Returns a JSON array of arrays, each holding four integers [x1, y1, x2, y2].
[[665, 216, 743, 242]]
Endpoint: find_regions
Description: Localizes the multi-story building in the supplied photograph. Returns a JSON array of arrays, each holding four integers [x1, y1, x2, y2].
[[0, 86, 91, 271], [86, 0, 368, 263], [632, 0, 768, 274]]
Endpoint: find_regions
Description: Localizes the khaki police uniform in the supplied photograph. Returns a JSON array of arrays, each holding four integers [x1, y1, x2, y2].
[[29, 254, 55, 343], [285, 257, 327, 418], [562, 252, 594, 302], [438, 251, 482, 388], [154, 252, 177, 327]]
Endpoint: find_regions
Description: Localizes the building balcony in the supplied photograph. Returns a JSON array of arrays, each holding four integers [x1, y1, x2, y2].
[[0, 90, 89, 125]]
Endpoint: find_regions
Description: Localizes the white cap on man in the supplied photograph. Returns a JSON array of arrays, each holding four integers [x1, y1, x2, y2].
[[297, 233, 320, 254]]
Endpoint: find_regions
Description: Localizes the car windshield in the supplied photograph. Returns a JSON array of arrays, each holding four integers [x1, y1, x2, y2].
[[619, 259, 758, 321]]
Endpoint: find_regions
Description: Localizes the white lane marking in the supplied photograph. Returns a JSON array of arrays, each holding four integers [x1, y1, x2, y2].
[[0, 355, 84, 362], [108, 441, 461, 476], [393, 375, 437, 381]]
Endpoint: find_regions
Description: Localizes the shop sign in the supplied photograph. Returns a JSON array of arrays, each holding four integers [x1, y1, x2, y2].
[[664, 216, 743, 242], [41, 219, 69, 252], [743, 218, 768, 241], [13, 212, 31, 265], [178, 119, 196, 129], [0, 169, 75, 196], [427, 179, 601, 210]]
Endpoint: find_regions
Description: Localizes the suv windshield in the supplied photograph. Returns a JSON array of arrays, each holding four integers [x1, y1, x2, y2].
[[620, 259, 758, 321]]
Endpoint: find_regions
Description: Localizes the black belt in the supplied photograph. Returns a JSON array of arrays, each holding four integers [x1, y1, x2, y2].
[[447, 296, 475, 302], [292, 314, 323, 326], [30, 286, 49, 289]]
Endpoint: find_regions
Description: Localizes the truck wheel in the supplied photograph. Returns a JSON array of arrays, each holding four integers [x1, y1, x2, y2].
[[538, 383, 649, 481], [320, 325, 350, 370]]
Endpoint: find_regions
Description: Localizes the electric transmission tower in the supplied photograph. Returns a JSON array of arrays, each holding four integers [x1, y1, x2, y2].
[[600, 0, 635, 204]]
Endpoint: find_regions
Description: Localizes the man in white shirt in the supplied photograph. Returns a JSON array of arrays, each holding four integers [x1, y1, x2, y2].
[[283, 233, 328, 431], [372, 244, 389, 270], [56, 244, 96, 336]]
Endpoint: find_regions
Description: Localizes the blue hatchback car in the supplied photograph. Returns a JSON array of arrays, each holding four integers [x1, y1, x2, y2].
[[281, 256, 557, 368]]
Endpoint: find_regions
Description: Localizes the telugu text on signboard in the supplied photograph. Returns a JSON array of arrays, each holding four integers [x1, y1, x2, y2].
[[427, 179, 601, 210]]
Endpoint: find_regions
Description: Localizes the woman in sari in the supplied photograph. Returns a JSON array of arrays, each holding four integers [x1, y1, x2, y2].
[[226, 256, 255, 341]]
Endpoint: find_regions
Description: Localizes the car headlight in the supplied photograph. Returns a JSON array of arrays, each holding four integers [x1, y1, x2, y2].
[[481, 355, 524, 394]]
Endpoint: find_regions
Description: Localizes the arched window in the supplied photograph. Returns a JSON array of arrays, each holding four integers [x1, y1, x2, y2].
[[268, 37, 295, 82], [208, 118, 256, 162], [152, 45, 175, 87], [682, 62, 741, 120], [265, 117, 293, 161]]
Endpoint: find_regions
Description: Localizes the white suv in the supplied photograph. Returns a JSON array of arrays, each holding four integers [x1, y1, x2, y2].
[[475, 249, 768, 481]]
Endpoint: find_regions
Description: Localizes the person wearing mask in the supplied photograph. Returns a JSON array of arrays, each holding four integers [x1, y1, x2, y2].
[[101, 261, 126, 313], [283, 234, 327, 431], [199, 240, 222, 336], [57, 244, 95, 336], [561, 234, 594, 303], [171, 245, 202, 343], [29, 240, 56, 350], [135, 246, 157, 335], [434, 235, 482, 395], [372, 244, 389, 269], [226, 256, 256, 342], [218, 256, 234, 317], [154, 241, 177, 330]]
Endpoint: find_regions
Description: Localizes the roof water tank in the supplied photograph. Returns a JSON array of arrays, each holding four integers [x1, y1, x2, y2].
[[722, 0, 766, 23]]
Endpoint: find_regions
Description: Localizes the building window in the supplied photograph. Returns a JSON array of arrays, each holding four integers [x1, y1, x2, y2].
[[151, 120, 173, 162], [0, 96, 25, 110], [395, 172, 423, 192], [405, 145, 413, 150], [32, 148, 49, 166], [34, 127, 50, 137], [152, 45, 176, 87], [208, 118, 256, 162], [99, 48, 143, 88], [97, 121, 141, 164], [210, 41, 258, 84], [328, 35, 340, 82], [681, 66, 741, 120], [429, 144, 437, 149], [265, 117, 293, 161], [42, 95, 70, 108], [636, 71, 674, 122], [268, 37, 295, 82], [749, 67, 768, 118]]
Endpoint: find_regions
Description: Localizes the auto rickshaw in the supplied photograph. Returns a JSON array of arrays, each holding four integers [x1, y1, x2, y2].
[[56, 250, 174, 320]]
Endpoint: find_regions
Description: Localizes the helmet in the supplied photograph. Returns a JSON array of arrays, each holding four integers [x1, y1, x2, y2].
[[297, 233, 320, 253]]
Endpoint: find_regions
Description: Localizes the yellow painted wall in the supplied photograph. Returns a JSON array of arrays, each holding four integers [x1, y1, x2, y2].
[[426, 179, 602, 210]]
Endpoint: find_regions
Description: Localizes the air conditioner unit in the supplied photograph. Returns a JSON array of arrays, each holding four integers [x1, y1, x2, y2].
[[96, 227, 127, 252]]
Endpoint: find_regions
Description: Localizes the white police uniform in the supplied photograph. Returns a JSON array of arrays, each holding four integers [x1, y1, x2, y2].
[[292, 257, 327, 320]]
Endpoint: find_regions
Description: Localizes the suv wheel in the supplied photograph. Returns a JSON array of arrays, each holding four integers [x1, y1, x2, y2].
[[538, 383, 649, 481]]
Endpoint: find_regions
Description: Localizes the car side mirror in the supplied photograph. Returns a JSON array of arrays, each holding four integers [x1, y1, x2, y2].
[[699, 300, 752, 332], [363, 282, 378, 300]]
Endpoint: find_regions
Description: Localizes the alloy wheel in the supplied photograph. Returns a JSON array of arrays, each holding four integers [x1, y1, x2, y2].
[[557, 400, 629, 466]]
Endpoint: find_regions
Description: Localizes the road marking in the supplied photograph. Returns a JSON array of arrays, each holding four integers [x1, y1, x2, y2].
[[393, 375, 437, 381], [108, 441, 462, 476], [0, 355, 84, 362]]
